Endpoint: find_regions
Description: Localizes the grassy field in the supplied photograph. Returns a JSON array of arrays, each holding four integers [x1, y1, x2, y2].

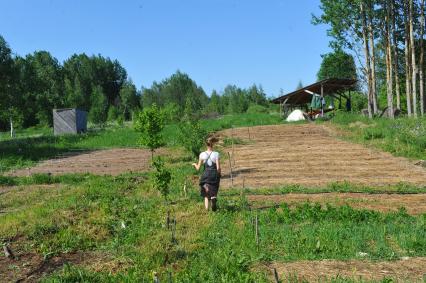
[[1, 172, 425, 282], [1, 112, 426, 282]]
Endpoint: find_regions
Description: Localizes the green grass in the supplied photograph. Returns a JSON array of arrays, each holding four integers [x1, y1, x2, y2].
[[3, 112, 426, 282], [1, 169, 425, 282], [325, 112, 426, 160]]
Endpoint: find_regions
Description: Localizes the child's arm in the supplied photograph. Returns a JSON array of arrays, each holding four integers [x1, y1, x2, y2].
[[192, 158, 203, 171]]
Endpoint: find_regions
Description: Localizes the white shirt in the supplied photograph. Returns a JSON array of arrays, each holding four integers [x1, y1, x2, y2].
[[200, 151, 219, 167]]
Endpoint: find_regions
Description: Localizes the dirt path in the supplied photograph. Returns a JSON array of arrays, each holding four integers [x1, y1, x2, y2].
[[247, 193, 426, 215], [8, 148, 165, 176], [219, 124, 426, 188], [260, 258, 426, 282]]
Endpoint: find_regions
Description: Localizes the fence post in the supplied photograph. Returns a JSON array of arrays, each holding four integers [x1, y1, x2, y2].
[[273, 268, 280, 283], [227, 152, 234, 187]]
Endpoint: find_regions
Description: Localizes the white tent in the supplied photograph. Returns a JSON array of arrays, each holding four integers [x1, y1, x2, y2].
[[286, 109, 306, 122]]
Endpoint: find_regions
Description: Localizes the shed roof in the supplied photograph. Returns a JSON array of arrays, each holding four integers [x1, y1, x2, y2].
[[272, 78, 357, 105]]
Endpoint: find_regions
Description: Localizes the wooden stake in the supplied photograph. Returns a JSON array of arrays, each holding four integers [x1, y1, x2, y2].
[[3, 244, 14, 259], [255, 214, 259, 246], [183, 181, 187, 197], [231, 127, 235, 166], [227, 152, 234, 187], [247, 127, 251, 140], [273, 268, 280, 283]]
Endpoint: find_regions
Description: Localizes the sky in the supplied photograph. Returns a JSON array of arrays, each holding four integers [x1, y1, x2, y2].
[[1, 0, 332, 98]]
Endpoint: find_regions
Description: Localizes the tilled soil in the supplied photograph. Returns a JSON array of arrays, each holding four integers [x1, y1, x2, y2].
[[262, 258, 426, 282], [219, 124, 426, 188], [247, 193, 426, 215], [8, 148, 164, 176]]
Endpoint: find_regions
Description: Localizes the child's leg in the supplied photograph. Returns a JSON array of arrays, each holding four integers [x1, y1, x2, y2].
[[204, 197, 209, 210], [211, 196, 217, 211]]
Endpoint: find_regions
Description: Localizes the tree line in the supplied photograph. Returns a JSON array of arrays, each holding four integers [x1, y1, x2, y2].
[[0, 35, 272, 132], [314, 0, 425, 118]]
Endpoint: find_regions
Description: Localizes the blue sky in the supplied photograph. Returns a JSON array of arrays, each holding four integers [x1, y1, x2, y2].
[[1, 0, 331, 97]]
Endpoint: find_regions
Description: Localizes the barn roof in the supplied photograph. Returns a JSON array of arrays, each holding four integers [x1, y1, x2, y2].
[[272, 78, 357, 105]]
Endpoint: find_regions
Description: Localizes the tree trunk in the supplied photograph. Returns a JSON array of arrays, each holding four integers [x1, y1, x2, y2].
[[10, 117, 14, 138], [385, 0, 395, 118], [405, 0, 413, 116], [369, 9, 378, 114], [392, 0, 401, 110], [410, 0, 418, 117], [361, 2, 374, 118], [420, 0, 425, 116]]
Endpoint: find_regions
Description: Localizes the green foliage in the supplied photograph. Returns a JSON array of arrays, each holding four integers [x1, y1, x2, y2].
[[141, 70, 208, 118], [107, 105, 120, 121], [89, 85, 108, 126], [151, 157, 172, 200], [119, 79, 139, 120], [246, 104, 269, 114], [134, 104, 164, 157], [317, 49, 358, 81], [178, 120, 207, 159]]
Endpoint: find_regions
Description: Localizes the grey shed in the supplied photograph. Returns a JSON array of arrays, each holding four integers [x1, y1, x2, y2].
[[53, 108, 87, 136]]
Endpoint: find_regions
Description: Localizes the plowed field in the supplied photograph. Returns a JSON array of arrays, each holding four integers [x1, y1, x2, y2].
[[9, 148, 164, 176], [219, 124, 426, 188]]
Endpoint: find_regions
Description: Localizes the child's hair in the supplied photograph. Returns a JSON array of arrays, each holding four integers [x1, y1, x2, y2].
[[206, 136, 219, 147]]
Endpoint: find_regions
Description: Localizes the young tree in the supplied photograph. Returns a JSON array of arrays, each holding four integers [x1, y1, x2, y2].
[[152, 157, 172, 201], [179, 97, 207, 159], [134, 103, 164, 160]]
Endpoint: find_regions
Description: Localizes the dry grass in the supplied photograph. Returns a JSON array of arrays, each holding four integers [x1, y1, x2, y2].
[[260, 258, 426, 282], [247, 193, 426, 215], [219, 124, 426, 188], [8, 148, 168, 176]]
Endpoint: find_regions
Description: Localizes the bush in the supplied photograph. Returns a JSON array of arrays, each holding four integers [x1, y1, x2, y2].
[[246, 104, 268, 114]]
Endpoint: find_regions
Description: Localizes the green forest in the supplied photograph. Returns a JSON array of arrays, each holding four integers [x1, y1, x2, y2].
[[0, 35, 271, 132]]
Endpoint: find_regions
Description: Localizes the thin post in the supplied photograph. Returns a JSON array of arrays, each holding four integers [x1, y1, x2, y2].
[[273, 268, 280, 283], [255, 213, 259, 246], [227, 152, 234, 187], [3, 244, 14, 259], [231, 127, 235, 166], [247, 127, 251, 140], [183, 181, 187, 197]]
